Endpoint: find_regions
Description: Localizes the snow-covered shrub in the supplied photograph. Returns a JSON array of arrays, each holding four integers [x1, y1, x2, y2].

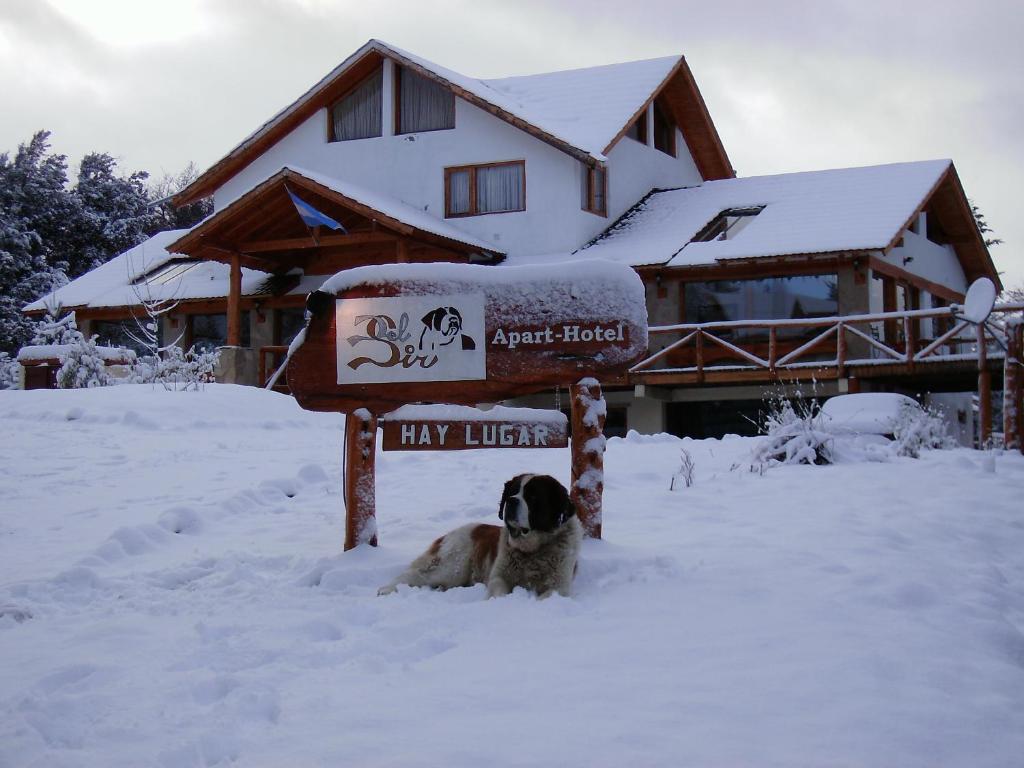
[[133, 345, 219, 390], [891, 402, 952, 458], [751, 396, 834, 466], [57, 334, 113, 388], [31, 310, 83, 346], [670, 448, 695, 489], [0, 352, 19, 389]]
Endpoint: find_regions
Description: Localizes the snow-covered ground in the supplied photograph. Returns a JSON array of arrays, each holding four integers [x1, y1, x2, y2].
[[1, 385, 1023, 767]]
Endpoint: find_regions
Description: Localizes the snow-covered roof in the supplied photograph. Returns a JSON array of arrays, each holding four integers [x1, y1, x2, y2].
[[555, 159, 953, 268], [176, 40, 723, 206], [23, 229, 269, 313]]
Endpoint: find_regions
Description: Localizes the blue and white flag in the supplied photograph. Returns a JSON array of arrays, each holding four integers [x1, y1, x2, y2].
[[286, 187, 347, 232]]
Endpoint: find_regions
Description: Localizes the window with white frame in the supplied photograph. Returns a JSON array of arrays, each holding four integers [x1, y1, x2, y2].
[[445, 161, 525, 217]]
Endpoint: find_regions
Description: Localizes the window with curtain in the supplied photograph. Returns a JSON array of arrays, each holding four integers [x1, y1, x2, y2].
[[581, 164, 607, 216], [445, 161, 525, 217], [329, 68, 383, 142], [653, 99, 676, 156], [398, 66, 455, 134]]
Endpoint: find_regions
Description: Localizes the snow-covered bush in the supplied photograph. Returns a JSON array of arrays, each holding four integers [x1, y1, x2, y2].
[[57, 334, 113, 388], [31, 310, 82, 346], [0, 352, 19, 389], [133, 345, 219, 390], [752, 396, 834, 467], [891, 402, 953, 458]]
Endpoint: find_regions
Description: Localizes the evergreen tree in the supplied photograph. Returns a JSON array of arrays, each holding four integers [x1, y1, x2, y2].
[[970, 200, 1003, 249], [0, 132, 70, 353], [67, 152, 156, 278]]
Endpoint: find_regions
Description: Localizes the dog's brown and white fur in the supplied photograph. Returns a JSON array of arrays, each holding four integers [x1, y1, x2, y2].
[[378, 474, 582, 598]]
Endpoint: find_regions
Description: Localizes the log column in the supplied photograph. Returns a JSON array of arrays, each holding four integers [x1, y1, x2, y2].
[[344, 409, 378, 550], [978, 322, 992, 447], [227, 252, 242, 346], [570, 378, 606, 539], [1004, 322, 1023, 452]]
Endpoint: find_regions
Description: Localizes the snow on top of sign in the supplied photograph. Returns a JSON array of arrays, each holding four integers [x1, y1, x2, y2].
[[557, 159, 952, 267], [318, 258, 647, 329], [384, 403, 567, 424], [22, 229, 269, 312], [17, 344, 136, 363]]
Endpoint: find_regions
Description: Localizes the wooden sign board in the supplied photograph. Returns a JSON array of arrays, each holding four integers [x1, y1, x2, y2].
[[286, 261, 648, 413], [381, 405, 568, 451]]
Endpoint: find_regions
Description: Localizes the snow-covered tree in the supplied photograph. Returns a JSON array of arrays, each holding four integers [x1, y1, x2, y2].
[[57, 334, 113, 389], [0, 352, 19, 389], [65, 152, 156, 278], [31, 309, 82, 346]]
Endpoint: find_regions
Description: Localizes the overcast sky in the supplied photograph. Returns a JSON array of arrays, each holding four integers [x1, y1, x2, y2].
[[1, 0, 1021, 288]]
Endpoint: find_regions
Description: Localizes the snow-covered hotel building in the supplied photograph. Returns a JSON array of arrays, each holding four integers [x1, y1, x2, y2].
[[25, 40, 1002, 437]]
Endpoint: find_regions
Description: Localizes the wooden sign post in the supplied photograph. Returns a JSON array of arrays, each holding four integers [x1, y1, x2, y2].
[[286, 261, 648, 550]]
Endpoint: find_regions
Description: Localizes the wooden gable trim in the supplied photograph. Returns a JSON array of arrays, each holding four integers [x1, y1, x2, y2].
[[881, 163, 1001, 291], [603, 57, 734, 182], [174, 48, 386, 207]]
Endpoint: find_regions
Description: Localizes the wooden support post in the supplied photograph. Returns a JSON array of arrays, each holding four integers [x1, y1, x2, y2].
[[904, 315, 917, 370], [836, 322, 847, 375], [344, 409, 378, 551], [570, 378, 605, 539], [977, 322, 992, 447], [1004, 323, 1022, 452], [227, 252, 242, 346], [768, 327, 778, 374], [695, 330, 705, 384]]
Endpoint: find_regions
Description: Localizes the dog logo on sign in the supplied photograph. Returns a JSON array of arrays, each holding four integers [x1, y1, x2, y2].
[[337, 295, 486, 384]]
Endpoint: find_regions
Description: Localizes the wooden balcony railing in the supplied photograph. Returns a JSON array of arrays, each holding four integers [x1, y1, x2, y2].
[[633, 303, 1024, 380]]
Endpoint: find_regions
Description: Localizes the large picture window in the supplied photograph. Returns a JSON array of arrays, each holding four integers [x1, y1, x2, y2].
[[188, 312, 250, 352], [445, 161, 525, 217], [329, 68, 383, 142], [684, 275, 838, 339], [397, 66, 455, 134]]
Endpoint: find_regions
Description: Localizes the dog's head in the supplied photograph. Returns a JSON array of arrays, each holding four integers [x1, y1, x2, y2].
[[497, 474, 575, 552]]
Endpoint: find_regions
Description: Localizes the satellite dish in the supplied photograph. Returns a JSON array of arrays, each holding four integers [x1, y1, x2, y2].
[[960, 277, 997, 324]]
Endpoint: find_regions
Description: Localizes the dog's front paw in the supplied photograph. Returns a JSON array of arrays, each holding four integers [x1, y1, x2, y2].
[[485, 578, 511, 598], [377, 584, 398, 596]]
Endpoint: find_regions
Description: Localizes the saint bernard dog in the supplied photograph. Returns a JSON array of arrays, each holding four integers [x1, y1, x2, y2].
[[378, 474, 582, 598]]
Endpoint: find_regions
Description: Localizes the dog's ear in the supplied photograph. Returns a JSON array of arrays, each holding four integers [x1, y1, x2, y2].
[[498, 478, 517, 520], [421, 308, 443, 329], [559, 493, 576, 526]]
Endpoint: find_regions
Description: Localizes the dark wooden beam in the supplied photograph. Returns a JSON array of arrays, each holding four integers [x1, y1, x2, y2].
[[240, 232, 398, 253]]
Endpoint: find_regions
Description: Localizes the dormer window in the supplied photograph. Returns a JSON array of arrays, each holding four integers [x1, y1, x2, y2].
[[397, 66, 455, 134], [445, 161, 525, 217], [625, 111, 648, 143], [691, 206, 765, 242], [653, 99, 676, 156], [328, 68, 383, 142], [582, 164, 607, 216]]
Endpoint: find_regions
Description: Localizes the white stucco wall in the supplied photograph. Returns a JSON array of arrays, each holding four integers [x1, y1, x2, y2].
[[214, 67, 704, 257], [877, 213, 968, 293]]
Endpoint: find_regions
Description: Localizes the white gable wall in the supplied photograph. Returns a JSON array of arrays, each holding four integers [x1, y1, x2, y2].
[[880, 225, 968, 293], [214, 69, 705, 258]]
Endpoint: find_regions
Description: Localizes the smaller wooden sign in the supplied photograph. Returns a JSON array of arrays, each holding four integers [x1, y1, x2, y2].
[[381, 404, 568, 451]]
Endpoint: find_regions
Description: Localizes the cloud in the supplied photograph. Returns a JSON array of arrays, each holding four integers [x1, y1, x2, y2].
[[1, 0, 1020, 284]]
